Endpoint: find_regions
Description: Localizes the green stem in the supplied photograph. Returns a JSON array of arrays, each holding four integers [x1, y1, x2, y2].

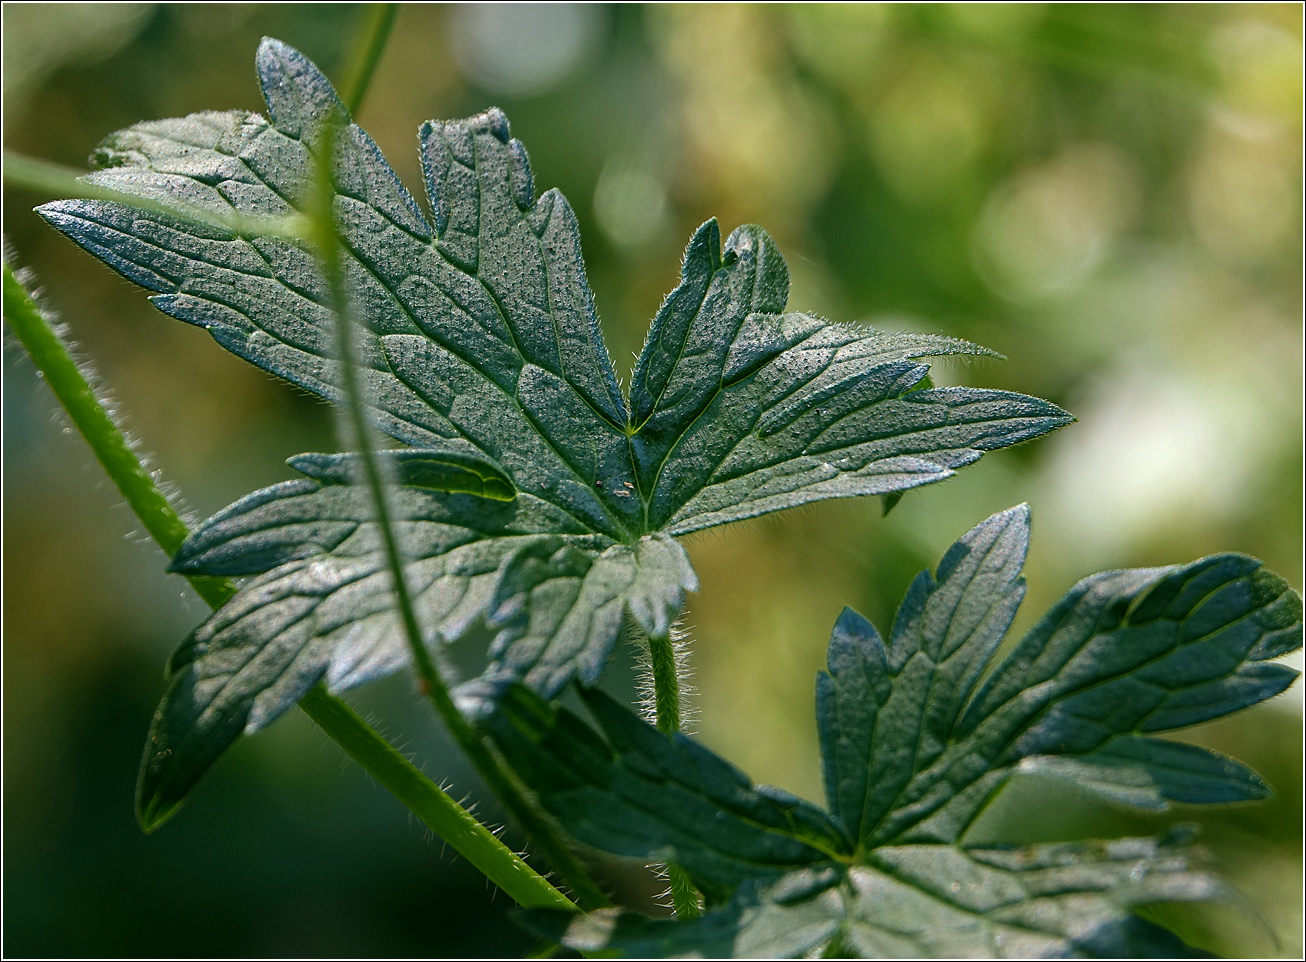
[[338, 3, 400, 115], [647, 633, 683, 735], [646, 633, 702, 918], [3, 151, 306, 240], [299, 687, 572, 910], [2, 265, 233, 609], [1, 261, 573, 912], [309, 130, 609, 912], [666, 864, 703, 920], [326, 10, 606, 910]]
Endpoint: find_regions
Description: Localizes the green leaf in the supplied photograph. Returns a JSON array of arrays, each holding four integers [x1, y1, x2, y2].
[[36, 39, 1070, 823], [492, 505, 1301, 956], [487, 685, 849, 895], [817, 505, 1030, 848], [623, 220, 1062, 536], [520, 840, 1217, 959], [853, 515, 1301, 846]]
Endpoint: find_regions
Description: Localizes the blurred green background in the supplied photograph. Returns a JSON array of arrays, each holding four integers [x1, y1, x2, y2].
[[3, 3, 1301, 957]]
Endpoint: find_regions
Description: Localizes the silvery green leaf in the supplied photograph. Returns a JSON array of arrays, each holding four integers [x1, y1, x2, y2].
[[36, 39, 1070, 827]]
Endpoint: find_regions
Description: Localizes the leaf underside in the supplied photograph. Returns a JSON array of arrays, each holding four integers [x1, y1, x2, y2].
[[37, 38, 1071, 827], [491, 504, 1302, 958]]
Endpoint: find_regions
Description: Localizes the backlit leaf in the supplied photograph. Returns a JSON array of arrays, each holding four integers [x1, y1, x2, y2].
[[36, 40, 1070, 827]]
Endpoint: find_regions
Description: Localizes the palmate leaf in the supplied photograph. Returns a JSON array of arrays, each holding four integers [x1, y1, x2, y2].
[[494, 505, 1302, 958], [36, 39, 1070, 827]]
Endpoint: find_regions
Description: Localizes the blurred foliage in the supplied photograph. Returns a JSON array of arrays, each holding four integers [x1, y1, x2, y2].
[[3, 3, 1301, 957]]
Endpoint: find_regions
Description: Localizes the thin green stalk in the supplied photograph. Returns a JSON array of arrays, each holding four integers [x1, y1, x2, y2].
[[338, 4, 400, 115], [3, 151, 306, 240], [665, 864, 703, 920], [309, 126, 609, 912], [2, 264, 233, 610], [1, 261, 573, 912], [645, 632, 702, 918], [647, 633, 683, 735], [299, 687, 573, 910]]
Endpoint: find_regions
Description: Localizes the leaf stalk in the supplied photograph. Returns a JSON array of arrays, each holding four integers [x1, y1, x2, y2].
[[309, 124, 609, 911], [647, 633, 683, 735], [645, 632, 702, 918]]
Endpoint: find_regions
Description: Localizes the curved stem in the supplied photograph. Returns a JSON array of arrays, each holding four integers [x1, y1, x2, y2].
[[2, 265, 234, 609], [309, 130, 609, 912], [299, 687, 572, 910], [2, 261, 573, 912]]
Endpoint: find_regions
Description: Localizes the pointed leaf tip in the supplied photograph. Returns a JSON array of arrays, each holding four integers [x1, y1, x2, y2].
[[256, 36, 348, 137], [722, 223, 789, 310], [833, 605, 878, 642]]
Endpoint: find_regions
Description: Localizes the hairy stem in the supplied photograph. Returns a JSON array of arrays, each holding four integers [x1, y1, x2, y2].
[[338, 3, 400, 115], [309, 129, 609, 911], [647, 633, 683, 735], [2, 261, 574, 911], [2, 265, 233, 609], [665, 864, 703, 920], [646, 632, 702, 918], [299, 687, 573, 910]]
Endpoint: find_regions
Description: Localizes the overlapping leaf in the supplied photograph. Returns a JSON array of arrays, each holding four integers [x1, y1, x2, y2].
[[37, 39, 1071, 826], [141, 448, 692, 828], [491, 685, 849, 901], [493, 505, 1302, 957]]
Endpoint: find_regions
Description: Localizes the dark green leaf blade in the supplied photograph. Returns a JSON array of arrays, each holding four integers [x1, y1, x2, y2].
[[817, 505, 1029, 845], [901, 554, 1302, 843], [519, 838, 1217, 959], [486, 684, 850, 891], [811, 508, 1301, 847], [141, 453, 694, 829]]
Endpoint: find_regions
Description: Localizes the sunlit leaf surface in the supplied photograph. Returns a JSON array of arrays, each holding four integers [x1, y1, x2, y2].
[[38, 40, 1070, 828]]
